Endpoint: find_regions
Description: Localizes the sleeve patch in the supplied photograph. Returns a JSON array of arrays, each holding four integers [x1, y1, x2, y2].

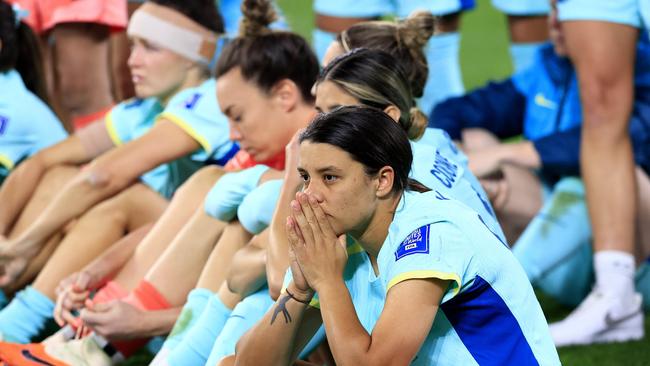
[[395, 225, 430, 261], [0, 115, 8, 135], [183, 93, 202, 110]]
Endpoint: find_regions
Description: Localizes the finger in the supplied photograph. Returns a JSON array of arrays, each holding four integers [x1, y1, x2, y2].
[[286, 217, 306, 258], [74, 272, 91, 291], [297, 193, 322, 238], [61, 309, 79, 327], [307, 195, 336, 238], [54, 296, 66, 326], [291, 198, 314, 244]]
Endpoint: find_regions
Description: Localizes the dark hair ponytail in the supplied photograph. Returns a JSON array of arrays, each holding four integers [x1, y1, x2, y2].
[[215, 0, 318, 103], [0, 2, 48, 103], [300, 105, 429, 195]]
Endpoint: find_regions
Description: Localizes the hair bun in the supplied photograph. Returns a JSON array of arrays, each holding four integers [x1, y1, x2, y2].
[[397, 11, 435, 51], [407, 106, 428, 140], [239, 0, 277, 37]]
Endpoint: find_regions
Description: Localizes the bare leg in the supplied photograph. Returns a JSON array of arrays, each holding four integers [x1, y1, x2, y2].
[[145, 219, 251, 306], [109, 166, 226, 292], [109, 31, 135, 102], [563, 21, 638, 255], [462, 129, 543, 242], [7, 165, 79, 240], [140, 211, 229, 305], [31, 183, 167, 299], [52, 23, 114, 125]]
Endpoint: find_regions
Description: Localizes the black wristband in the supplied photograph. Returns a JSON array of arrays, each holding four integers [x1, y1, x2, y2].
[[285, 288, 312, 305]]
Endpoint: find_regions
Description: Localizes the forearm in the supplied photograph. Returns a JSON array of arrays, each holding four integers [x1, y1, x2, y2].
[[0, 158, 47, 235], [498, 141, 541, 170], [235, 283, 311, 366], [318, 280, 373, 366], [228, 244, 268, 297], [267, 176, 302, 297], [12, 170, 130, 254]]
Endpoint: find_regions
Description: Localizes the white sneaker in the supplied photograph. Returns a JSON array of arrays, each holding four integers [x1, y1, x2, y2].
[[549, 288, 644, 347]]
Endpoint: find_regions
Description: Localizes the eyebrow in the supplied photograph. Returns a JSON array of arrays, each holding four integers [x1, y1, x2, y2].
[[297, 166, 343, 174], [223, 105, 234, 116]]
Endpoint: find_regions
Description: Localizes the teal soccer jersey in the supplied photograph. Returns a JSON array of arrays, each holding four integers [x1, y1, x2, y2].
[[284, 191, 558, 365], [0, 70, 67, 180], [105, 79, 237, 198], [368, 191, 559, 365]]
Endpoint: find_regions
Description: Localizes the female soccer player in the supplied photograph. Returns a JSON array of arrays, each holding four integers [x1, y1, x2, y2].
[[0, 1, 67, 187], [0, 0, 236, 344], [235, 106, 560, 366]]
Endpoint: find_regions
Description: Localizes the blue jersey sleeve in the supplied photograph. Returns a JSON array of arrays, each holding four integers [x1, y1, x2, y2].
[[158, 79, 234, 163], [429, 79, 526, 140], [383, 221, 474, 303], [105, 98, 160, 145]]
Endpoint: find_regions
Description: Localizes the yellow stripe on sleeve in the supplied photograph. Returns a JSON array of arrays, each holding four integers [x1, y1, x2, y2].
[[159, 113, 212, 153], [105, 112, 123, 146], [387, 270, 461, 297], [0, 154, 14, 170]]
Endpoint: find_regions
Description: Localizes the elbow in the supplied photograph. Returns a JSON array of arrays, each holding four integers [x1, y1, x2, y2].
[[83, 164, 132, 193], [267, 268, 284, 301]]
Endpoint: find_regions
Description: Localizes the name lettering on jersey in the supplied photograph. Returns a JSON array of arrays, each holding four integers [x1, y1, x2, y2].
[[0, 115, 7, 135], [430, 150, 458, 189], [395, 225, 430, 261], [183, 93, 202, 110], [434, 190, 449, 201]]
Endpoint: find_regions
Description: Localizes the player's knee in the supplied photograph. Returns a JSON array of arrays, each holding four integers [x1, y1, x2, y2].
[[176, 166, 226, 199]]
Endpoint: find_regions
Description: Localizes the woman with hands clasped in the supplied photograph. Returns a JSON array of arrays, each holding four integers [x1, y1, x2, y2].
[[234, 106, 560, 366]]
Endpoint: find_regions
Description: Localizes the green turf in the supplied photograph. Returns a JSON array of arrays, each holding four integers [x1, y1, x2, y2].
[[121, 2, 648, 364]]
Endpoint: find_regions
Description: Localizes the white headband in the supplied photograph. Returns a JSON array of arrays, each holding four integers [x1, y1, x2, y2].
[[127, 3, 218, 65]]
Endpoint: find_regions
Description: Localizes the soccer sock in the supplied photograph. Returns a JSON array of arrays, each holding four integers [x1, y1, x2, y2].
[[160, 288, 213, 352], [91, 281, 130, 304], [420, 32, 464, 114], [206, 288, 274, 364], [509, 41, 546, 73], [166, 293, 233, 366], [512, 177, 591, 283], [71, 105, 113, 131], [0, 286, 54, 343], [594, 250, 636, 300], [108, 280, 172, 357], [313, 28, 336, 64]]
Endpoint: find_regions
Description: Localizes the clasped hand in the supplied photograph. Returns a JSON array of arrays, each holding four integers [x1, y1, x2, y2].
[[285, 192, 347, 294]]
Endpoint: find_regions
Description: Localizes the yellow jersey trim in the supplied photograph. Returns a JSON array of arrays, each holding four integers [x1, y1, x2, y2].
[[347, 241, 365, 256], [105, 112, 123, 146], [387, 270, 461, 296], [0, 154, 14, 170], [159, 113, 212, 153]]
